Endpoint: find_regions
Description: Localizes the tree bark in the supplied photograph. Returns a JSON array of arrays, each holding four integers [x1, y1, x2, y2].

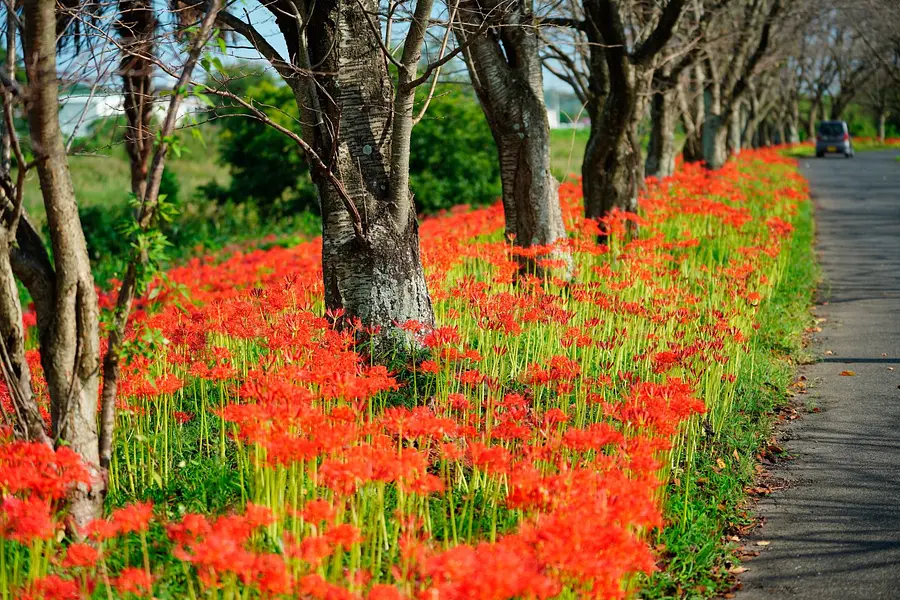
[[878, 110, 886, 142], [581, 0, 637, 220], [457, 0, 567, 257], [681, 65, 705, 163], [702, 81, 728, 169], [579, 0, 685, 220], [786, 99, 800, 144], [0, 223, 50, 445], [23, 0, 103, 527], [728, 102, 742, 156], [117, 0, 156, 200], [806, 103, 818, 141], [646, 76, 677, 179], [295, 0, 434, 339]]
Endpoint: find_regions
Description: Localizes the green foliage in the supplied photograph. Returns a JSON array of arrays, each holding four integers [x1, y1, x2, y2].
[[74, 166, 182, 286], [642, 196, 818, 598], [204, 77, 318, 215], [409, 86, 501, 212], [208, 82, 501, 216]]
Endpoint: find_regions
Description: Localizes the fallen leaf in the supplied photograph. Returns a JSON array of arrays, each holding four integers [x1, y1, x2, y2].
[[717, 458, 727, 470], [888, 367, 894, 371], [756, 540, 770, 546], [728, 535, 741, 542], [825, 350, 834, 355], [840, 370, 855, 376], [729, 566, 748, 574], [882, 353, 888, 357], [733, 449, 741, 461]]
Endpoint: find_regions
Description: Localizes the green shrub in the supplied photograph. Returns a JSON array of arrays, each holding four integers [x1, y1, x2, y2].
[[409, 86, 501, 212], [205, 78, 317, 215], [208, 81, 501, 216]]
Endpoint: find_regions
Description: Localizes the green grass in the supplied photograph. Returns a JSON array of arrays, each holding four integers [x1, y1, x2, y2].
[[21, 131, 231, 230], [641, 188, 818, 598], [548, 127, 688, 182], [549, 128, 590, 181]]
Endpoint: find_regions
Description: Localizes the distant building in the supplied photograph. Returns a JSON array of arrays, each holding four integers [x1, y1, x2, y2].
[[545, 88, 588, 130], [547, 104, 561, 129], [58, 92, 206, 138]]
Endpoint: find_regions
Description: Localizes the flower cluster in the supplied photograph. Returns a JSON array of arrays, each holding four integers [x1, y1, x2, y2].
[[0, 148, 807, 598]]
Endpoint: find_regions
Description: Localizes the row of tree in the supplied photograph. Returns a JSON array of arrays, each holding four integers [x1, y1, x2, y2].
[[0, 0, 896, 525]]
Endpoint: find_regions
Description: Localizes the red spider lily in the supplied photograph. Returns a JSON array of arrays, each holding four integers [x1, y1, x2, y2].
[[0, 495, 58, 542], [60, 542, 99, 568], [0, 442, 90, 501], [111, 567, 153, 596], [19, 575, 82, 600], [0, 147, 808, 598]]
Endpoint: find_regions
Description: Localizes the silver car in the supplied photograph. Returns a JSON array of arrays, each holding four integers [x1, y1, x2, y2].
[[815, 120, 854, 158]]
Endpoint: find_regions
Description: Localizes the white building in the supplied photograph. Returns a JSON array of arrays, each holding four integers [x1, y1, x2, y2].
[[58, 92, 206, 138]]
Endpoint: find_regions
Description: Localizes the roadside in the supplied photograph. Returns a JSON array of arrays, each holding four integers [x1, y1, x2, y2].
[[642, 156, 818, 598], [736, 151, 900, 599]]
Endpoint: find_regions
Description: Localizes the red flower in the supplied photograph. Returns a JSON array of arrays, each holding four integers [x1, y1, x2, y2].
[[112, 567, 153, 596], [61, 542, 99, 568]]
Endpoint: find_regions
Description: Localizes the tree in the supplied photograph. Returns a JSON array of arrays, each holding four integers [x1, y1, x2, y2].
[[543, 0, 686, 221], [116, 0, 156, 199], [454, 0, 568, 260], [827, 30, 878, 120], [212, 0, 450, 346], [0, 0, 223, 525], [646, 0, 735, 178], [698, 0, 786, 169]]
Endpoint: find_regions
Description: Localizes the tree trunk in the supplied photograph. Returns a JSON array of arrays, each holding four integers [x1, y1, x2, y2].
[[878, 110, 886, 142], [583, 114, 642, 219], [646, 85, 677, 178], [117, 0, 156, 200], [702, 83, 728, 169], [0, 17, 47, 445], [0, 224, 50, 445], [581, 0, 648, 221], [830, 97, 846, 120], [680, 65, 705, 164], [728, 103, 742, 156], [806, 104, 818, 142], [761, 121, 772, 146], [457, 0, 566, 254], [23, 0, 103, 527], [788, 95, 800, 143], [286, 0, 435, 339]]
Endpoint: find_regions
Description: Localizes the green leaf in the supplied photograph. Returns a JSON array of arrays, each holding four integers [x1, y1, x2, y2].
[[195, 92, 216, 108]]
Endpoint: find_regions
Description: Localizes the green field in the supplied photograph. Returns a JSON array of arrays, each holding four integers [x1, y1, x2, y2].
[[550, 128, 590, 180], [22, 134, 231, 230], [23, 128, 586, 226]]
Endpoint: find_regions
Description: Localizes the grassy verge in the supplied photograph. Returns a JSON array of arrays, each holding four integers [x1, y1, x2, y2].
[[642, 191, 818, 597], [549, 128, 590, 180]]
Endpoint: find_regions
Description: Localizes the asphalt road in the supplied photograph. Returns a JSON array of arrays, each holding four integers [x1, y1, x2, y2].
[[736, 150, 900, 599]]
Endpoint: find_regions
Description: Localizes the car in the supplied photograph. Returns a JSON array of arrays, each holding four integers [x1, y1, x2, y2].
[[815, 120, 854, 158]]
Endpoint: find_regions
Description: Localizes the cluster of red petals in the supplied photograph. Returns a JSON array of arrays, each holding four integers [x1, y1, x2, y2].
[[0, 147, 807, 599]]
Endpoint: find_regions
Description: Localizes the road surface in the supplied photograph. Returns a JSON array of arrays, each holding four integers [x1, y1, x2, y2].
[[737, 150, 900, 599]]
